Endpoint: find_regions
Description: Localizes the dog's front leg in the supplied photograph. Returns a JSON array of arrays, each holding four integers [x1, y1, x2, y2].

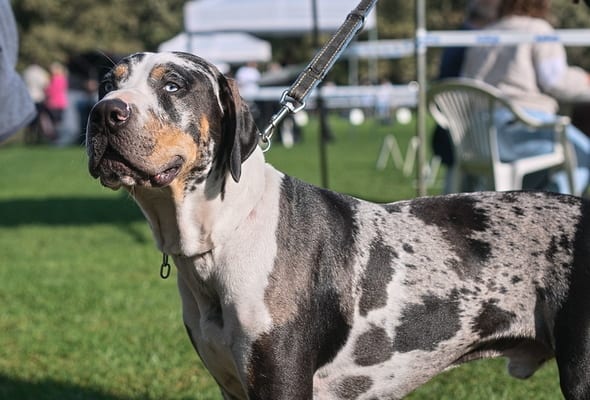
[[220, 389, 246, 400], [246, 334, 314, 400]]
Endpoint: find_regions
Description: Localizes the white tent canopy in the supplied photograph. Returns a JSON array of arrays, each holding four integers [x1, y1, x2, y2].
[[158, 32, 272, 65], [183, 0, 376, 35]]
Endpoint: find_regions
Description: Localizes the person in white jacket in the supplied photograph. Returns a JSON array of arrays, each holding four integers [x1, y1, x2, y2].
[[0, 0, 36, 141], [461, 0, 590, 194]]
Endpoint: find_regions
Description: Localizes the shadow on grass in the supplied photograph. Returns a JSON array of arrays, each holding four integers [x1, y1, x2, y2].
[[0, 196, 144, 227], [0, 373, 131, 400]]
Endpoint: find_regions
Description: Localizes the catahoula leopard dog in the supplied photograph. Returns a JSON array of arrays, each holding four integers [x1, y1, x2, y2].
[[86, 52, 590, 400]]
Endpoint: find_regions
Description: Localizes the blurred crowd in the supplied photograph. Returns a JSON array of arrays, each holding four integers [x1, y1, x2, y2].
[[21, 60, 99, 147], [1, 0, 103, 147]]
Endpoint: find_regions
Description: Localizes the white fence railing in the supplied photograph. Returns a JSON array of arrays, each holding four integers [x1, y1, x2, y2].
[[345, 29, 590, 59]]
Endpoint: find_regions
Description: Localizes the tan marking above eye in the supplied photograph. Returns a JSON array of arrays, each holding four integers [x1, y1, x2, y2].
[[150, 66, 168, 81], [113, 64, 128, 79]]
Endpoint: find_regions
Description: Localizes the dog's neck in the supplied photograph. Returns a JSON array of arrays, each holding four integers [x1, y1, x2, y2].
[[130, 148, 267, 258]]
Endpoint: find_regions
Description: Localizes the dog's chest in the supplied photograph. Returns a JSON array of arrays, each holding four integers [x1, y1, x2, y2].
[[175, 224, 280, 398], [178, 272, 249, 398]]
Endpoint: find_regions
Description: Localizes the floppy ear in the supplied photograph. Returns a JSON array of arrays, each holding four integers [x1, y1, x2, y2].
[[218, 75, 259, 182]]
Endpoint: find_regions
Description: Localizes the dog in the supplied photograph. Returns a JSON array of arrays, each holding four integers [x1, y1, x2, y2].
[[86, 52, 590, 400]]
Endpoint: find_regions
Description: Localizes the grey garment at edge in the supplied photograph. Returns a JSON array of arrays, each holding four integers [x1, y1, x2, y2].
[[0, 0, 36, 141]]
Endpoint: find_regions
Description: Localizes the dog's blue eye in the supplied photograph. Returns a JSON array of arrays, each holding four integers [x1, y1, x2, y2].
[[164, 82, 180, 93]]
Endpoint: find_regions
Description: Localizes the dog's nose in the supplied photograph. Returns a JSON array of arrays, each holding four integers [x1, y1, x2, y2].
[[90, 98, 131, 130]]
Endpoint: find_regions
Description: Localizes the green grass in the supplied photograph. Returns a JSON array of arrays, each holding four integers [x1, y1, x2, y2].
[[0, 115, 562, 399]]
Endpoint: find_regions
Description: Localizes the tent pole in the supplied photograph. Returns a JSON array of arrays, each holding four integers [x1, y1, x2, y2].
[[312, 0, 330, 189], [368, 11, 379, 84], [415, 0, 427, 196]]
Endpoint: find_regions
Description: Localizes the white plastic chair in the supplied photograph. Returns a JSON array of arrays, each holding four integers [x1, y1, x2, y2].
[[427, 78, 577, 194]]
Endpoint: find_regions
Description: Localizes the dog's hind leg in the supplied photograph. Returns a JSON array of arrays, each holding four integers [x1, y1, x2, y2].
[[554, 291, 590, 399], [554, 321, 590, 398], [553, 212, 590, 400]]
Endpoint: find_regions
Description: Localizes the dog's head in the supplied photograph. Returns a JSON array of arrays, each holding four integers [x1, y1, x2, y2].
[[86, 52, 259, 191]]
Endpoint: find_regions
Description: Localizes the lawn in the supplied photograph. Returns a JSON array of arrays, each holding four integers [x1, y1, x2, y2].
[[0, 114, 563, 399]]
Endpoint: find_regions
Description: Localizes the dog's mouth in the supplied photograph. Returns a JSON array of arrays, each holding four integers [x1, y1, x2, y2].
[[90, 145, 183, 189]]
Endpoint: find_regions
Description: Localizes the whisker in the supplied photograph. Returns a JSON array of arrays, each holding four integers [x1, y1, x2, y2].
[[96, 49, 116, 67]]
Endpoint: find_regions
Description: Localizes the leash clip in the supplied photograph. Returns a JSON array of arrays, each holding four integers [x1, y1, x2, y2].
[[160, 253, 171, 279], [260, 91, 305, 153], [259, 0, 376, 152]]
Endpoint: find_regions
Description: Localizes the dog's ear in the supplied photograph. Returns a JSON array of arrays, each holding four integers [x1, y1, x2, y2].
[[218, 76, 259, 182]]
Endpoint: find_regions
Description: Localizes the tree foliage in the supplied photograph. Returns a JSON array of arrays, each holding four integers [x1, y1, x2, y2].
[[11, 0, 590, 83], [13, 0, 185, 68]]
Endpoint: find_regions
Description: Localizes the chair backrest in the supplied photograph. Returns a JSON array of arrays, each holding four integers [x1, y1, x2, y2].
[[427, 78, 510, 166]]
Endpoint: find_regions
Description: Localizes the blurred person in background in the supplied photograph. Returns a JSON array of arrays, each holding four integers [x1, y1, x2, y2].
[[235, 60, 262, 135], [432, 0, 501, 193], [23, 64, 49, 111], [461, 0, 590, 194], [0, 0, 36, 142], [23, 63, 53, 143], [439, 0, 501, 79], [45, 62, 69, 127], [375, 78, 394, 124], [235, 60, 261, 96]]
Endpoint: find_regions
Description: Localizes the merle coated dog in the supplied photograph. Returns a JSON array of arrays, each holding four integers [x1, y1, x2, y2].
[[86, 52, 590, 399]]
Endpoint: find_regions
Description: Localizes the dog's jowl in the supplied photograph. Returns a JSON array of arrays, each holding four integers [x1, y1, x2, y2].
[[87, 52, 590, 400]]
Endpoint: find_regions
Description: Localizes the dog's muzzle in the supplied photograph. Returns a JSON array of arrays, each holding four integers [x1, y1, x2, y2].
[[87, 98, 182, 189]]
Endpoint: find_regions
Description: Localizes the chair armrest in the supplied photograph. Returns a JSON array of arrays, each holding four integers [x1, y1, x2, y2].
[[500, 98, 570, 132]]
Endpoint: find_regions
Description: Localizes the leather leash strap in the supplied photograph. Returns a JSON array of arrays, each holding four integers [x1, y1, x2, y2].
[[260, 0, 378, 150]]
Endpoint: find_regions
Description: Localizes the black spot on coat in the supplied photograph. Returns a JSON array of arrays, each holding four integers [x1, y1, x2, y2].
[[353, 326, 393, 366], [466, 238, 492, 261], [512, 206, 525, 216], [403, 243, 414, 254], [382, 203, 402, 213], [410, 195, 490, 233], [359, 239, 396, 316], [393, 292, 461, 353], [410, 195, 492, 276], [334, 375, 373, 400], [472, 299, 516, 337]]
